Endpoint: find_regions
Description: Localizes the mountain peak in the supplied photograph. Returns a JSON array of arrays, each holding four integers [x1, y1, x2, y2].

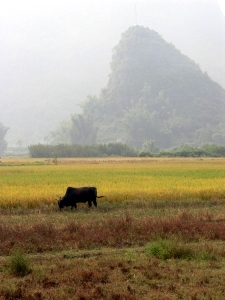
[[82, 25, 225, 148]]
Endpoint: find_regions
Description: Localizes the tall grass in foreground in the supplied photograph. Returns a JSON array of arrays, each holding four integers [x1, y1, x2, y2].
[[1, 210, 225, 255], [145, 239, 215, 261], [1, 158, 225, 208], [9, 249, 31, 277]]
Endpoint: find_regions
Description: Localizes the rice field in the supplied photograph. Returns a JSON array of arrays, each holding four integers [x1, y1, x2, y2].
[[1, 157, 225, 208]]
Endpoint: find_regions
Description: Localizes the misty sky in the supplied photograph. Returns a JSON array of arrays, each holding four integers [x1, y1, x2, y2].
[[218, 0, 225, 14], [1, 0, 225, 146]]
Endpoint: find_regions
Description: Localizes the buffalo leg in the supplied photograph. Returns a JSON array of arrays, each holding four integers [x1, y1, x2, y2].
[[71, 203, 77, 210]]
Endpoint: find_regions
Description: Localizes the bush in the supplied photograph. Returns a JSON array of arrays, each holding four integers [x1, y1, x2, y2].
[[28, 142, 138, 158], [146, 239, 193, 260], [9, 249, 31, 277], [138, 151, 154, 157], [159, 144, 225, 157]]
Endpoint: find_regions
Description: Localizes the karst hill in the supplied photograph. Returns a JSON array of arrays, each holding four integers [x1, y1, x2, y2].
[[82, 26, 225, 148]]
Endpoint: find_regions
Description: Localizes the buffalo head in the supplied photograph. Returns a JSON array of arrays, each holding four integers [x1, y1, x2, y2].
[[58, 197, 64, 210]]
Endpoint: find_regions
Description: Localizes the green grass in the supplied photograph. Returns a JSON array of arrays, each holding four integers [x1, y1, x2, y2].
[[146, 239, 193, 260], [9, 249, 31, 277], [145, 239, 216, 261]]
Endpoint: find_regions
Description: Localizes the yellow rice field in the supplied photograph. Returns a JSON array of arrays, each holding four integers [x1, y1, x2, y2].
[[1, 157, 225, 208]]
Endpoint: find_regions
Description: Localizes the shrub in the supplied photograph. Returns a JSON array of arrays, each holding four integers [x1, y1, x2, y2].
[[9, 249, 31, 277], [138, 151, 153, 157], [28, 142, 138, 158], [146, 239, 194, 260]]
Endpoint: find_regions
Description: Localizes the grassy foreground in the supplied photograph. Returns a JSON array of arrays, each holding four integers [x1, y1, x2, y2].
[[1, 158, 225, 299]]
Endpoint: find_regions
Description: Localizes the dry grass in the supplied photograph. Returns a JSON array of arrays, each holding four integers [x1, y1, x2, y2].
[[1, 206, 225, 256], [0, 200, 225, 299], [1, 158, 225, 298], [1, 248, 225, 300]]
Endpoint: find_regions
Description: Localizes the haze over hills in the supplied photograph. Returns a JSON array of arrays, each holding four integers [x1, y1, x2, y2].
[[76, 26, 225, 149], [1, 0, 225, 146]]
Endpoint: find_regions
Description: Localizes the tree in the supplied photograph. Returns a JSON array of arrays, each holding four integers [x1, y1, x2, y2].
[[45, 120, 71, 144], [45, 114, 98, 145], [0, 123, 9, 155], [142, 141, 160, 153], [70, 114, 98, 145]]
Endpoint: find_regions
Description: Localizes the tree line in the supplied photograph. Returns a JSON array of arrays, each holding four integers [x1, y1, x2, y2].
[[28, 143, 138, 158], [29, 143, 225, 158]]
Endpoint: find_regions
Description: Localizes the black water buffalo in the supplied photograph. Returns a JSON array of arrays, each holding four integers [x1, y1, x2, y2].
[[58, 186, 104, 210]]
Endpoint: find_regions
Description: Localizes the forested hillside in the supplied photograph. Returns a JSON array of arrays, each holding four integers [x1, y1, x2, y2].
[[76, 26, 225, 149]]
